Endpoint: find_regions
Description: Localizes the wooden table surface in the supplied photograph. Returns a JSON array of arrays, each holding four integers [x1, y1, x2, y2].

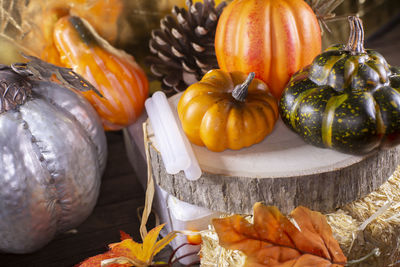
[[0, 14, 399, 267]]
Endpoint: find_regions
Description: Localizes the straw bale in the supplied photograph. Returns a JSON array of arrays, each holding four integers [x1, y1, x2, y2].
[[200, 167, 400, 266]]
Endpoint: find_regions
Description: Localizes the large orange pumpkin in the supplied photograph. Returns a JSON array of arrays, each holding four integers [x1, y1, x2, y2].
[[53, 16, 148, 130], [215, 0, 321, 99]]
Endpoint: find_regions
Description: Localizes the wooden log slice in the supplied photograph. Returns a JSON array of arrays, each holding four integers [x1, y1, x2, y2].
[[146, 93, 400, 214]]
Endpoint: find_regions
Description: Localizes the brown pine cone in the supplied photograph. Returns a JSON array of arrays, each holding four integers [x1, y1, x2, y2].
[[147, 0, 227, 96]]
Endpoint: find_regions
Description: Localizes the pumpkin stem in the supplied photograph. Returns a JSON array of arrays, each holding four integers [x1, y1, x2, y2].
[[0, 65, 32, 114], [232, 72, 255, 102], [346, 16, 366, 55]]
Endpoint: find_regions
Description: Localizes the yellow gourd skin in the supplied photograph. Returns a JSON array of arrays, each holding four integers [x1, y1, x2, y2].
[[178, 70, 278, 152]]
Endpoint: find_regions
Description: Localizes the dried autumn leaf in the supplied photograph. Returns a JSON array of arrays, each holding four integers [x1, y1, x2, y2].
[[76, 224, 176, 267], [119, 230, 132, 241], [75, 251, 130, 267], [213, 203, 347, 267]]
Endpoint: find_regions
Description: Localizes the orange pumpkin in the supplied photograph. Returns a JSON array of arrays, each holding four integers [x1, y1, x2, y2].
[[178, 70, 278, 152], [215, 0, 321, 99], [53, 16, 148, 130]]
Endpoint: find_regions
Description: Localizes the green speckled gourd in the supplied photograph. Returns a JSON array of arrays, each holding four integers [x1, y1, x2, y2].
[[279, 16, 400, 154]]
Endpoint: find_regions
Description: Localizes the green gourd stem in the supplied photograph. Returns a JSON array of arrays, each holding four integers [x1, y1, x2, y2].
[[69, 16, 96, 46], [346, 16, 366, 55], [232, 72, 255, 102]]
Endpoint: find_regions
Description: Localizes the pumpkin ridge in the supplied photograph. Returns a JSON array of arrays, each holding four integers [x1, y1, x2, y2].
[[244, 104, 259, 141], [245, 104, 266, 145], [256, 101, 276, 138], [236, 0, 251, 73], [220, 0, 240, 71], [389, 67, 400, 90], [0, 110, 57, 253], [181, 94, 224, 146], [368, 50, 390, 69], [365, 60, 388, 86], [248, 98, 278, 123], [244, 0, 268, 80], [269, 2, 278, 95], [200, 98, 232, 151], [372, 96, 386, 137], [38, 92, 102, 169], [322, 94, 348, 148], [226, 106, 243, 149], [105, 51, 148, 118], [88, 52, 136, 128], [101, 55, 137, 123], [372, 86, 400, 137], [328, 56, 348, 91], [289, 87, 316, 130], [344, 59, 356, 89], [89, 51, 121, 110], [189, 91, 227, 107], [14, 108, 60, 236], [310, 54, 347, 87], [279, 0, 301, 78], [284, 0, 302, 69], [264, 2, 272, 87]]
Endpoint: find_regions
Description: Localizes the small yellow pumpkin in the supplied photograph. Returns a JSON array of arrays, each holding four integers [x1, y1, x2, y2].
[[178, 70, 278, 152]]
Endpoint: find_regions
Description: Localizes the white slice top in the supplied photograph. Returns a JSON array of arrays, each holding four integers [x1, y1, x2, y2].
[[150, 93, 365, 179]]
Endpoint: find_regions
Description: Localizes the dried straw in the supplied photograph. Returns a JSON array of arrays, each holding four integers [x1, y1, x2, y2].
[[200, 166, 400, 267]]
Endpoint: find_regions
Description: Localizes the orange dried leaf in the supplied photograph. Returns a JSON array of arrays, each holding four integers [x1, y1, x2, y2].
[[119, 230, 132, 241], [75, 251, 130, 267], [213, 203, 347, 267]]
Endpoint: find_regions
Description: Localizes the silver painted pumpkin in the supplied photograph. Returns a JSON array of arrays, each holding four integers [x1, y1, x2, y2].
[[0, 58, 107, 253]]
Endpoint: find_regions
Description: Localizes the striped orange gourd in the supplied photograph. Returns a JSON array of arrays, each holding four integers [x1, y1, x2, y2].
[[53, 16, 148, 130]]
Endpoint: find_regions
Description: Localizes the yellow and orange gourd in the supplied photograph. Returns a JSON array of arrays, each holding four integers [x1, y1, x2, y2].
[[178, 70, 278, 152], [50, 16, 148, 130]]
